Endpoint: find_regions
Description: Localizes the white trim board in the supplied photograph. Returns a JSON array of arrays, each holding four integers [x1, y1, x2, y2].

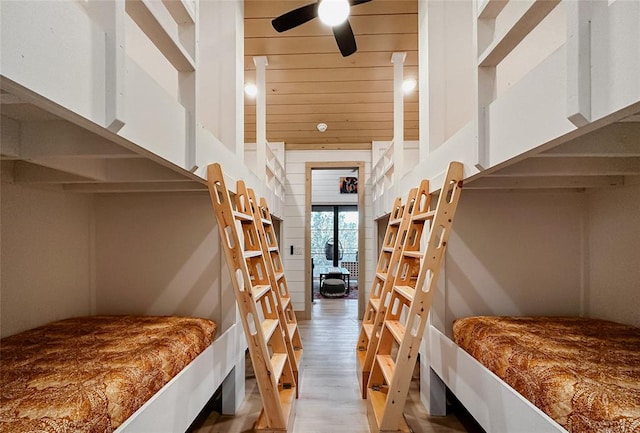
[[428, 325, 566, 433], [115, 324, 243, 432]]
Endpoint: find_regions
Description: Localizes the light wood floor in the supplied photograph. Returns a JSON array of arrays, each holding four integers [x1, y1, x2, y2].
[[189, 299, 480, 433]]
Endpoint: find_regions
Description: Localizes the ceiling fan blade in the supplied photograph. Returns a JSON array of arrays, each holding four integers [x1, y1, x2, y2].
[[272, 2, 319, 33], [332, 19, 357, 57], [349, 0, 373, 6]]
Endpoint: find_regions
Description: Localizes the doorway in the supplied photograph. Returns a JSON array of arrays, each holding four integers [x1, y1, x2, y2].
[[305, 162, 365, 320], [311, 205, 359, 300]]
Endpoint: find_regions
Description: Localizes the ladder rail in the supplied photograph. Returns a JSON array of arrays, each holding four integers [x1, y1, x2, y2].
[[207, 163, 295, 431], [367, 161, 464, 433], [356, 187, 420, 399], [356, 196, 403, 357], [245, 186, 303, 395]]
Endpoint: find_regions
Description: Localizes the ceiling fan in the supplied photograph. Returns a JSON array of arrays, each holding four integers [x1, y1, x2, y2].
[[271, 0, 372, 57]]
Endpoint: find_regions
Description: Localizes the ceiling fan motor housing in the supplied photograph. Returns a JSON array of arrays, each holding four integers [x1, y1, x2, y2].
[[271, 0, 373, 57]]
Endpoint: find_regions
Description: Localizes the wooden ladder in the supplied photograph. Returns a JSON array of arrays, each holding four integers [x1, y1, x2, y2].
[[207, 163, 296, 432], [245, 187, 304, 396], [366, 162, 464, 433], [356, 185, 422, 399]]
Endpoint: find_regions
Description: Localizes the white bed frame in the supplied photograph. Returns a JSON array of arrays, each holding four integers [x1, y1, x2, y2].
[[115, 323, 246, 433], [427, 325, 566, 433]]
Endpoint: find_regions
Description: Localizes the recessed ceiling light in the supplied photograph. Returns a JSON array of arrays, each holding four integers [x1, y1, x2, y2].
[[402, 78, 417, 93], [244, 83, 258, 97], [318, 0, 350, 27], [317, 122, 328, 132]]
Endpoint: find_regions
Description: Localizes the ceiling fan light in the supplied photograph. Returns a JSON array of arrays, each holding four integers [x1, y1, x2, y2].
[[244, 83, 258, 97], [318, 0, 350, 27], [402, 78, 417, 93]]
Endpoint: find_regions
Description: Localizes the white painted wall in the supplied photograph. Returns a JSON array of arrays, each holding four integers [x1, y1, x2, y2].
[[198, 0, 245, 156], [125, 12, 179, 101], [495, 3, 566, 97], [423, 0, 475, 152], [0, 185, 237, 337], [434, 190, 587, 337], [0, 1, 107, 125], [0, 183, 94, 337], [590, 0, 640, 121], [587, 183, 640, 327], [311, 169, 358, 205], [442, 1, 475, 145], [419, 2, 475, 152], [119, 59, 189, 168], [284, 150, 372, 313], [93, 192, 233, 330]]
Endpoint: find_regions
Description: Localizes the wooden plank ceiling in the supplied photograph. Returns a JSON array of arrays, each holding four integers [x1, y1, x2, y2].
[[244, 0, 418, 149]]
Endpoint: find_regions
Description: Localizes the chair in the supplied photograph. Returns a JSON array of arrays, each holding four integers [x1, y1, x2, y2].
[[320, 273, 346, 297]]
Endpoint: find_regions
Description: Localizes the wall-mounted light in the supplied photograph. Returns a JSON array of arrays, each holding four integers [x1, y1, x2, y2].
[[244, 83, 258, 97], [402, 78, 417, 94], [318, 0, 350, 27]]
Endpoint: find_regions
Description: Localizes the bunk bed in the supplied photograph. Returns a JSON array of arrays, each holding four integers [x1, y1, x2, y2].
[[453, 316, 640, 432], [1, 3, 262, 431], [0, 315, 218, 433], [423, 114, 640, 432], [391, 2, 640, 428], [429, 317, 640, 433]]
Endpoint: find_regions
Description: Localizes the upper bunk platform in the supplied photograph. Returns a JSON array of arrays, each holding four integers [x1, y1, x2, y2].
[[1, 81, 207, 194], [0, 1, 284, 215], [373, 0, 640, 216], [465, 111, 640, 192]]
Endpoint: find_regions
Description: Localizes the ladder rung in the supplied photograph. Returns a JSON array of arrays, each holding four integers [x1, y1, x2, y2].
[[367, 387, 386, 425], [370, 298, 381, 312], [294, 347, 303, 367], [251, 284, 271, 301], [255, 387, 296, 431], [281, 296, 291, 310], [275, 271, 285, 281], [376, 354, 396, 385], [294, 344, 303, 358], [233, 211, 253, 222], [261, 218, 271, 225], [375, 272, 387, 281], [261, 319, 279, 341], [389, 217, 402, 226], [287, 323, 297, 339], [394, 285, 415, 302], [412, 210, 435, 221], [363, 323, 374, 340], [403, 250, 423, 259], [271, 353, 287, 384], [244, 250, 262, 258], [382, 247, 394, 253], [269, 246, 278, 252], [385, 320, 406, 344]]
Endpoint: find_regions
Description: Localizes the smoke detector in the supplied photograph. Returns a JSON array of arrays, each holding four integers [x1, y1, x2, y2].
[[317, 122, 328, 132]]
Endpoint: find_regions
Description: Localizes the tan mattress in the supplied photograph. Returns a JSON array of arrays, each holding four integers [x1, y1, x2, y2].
[[453, 316, 640, 432], [0, 315, 217, 433]]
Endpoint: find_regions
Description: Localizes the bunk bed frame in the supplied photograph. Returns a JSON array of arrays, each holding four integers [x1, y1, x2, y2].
[[419, 113, 640, 433], [428, 326, 566, 433], [0, 78, 248, 433], [115, 325, 244, 433]]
